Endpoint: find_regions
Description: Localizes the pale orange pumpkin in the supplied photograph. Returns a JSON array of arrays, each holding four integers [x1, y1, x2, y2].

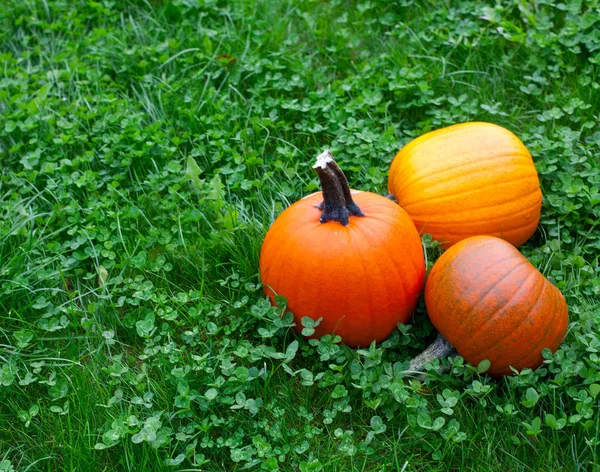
[[388, 122, 542, 248], [260, 151, 426, 348]]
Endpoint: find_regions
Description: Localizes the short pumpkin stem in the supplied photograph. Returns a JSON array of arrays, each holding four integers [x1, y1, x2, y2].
[[313, 150, 365, 226], [408, 333, 457, 373]]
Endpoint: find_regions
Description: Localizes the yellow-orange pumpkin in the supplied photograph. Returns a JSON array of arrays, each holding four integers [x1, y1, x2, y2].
[[388, 122, 542, 248], [424, 236, 569, 376], [260, 151, 426, 348]]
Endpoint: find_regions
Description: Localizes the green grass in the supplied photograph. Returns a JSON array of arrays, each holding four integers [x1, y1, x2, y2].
[[1, 0, 600, 470]]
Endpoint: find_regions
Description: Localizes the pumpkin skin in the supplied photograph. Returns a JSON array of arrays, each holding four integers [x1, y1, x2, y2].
[[260, 153, 426, 348], [425, 236, 569, 376], [388, 122, 542, 249]]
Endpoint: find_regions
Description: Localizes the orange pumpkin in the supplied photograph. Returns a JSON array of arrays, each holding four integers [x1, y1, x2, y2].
[[424, 235, 568, 376], [388, 122, 542, 248], [260, 151, 426, 348]]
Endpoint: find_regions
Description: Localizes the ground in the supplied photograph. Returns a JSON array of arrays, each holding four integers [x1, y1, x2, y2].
[[1, 1, 599, 471]]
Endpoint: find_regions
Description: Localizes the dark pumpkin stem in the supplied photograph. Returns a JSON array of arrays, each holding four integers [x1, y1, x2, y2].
[[313, 150, 365, 226], [408, 333, 457, 374], [385, 193, 397, 203]]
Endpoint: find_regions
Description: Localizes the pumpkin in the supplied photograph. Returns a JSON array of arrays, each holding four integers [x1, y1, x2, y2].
[[424, 235, 568, 376], [259, 151, 426, 348], [388, 122, 542, 248]]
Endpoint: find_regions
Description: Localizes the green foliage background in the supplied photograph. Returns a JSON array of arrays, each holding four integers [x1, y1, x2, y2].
[[1, 0, 599, 470]]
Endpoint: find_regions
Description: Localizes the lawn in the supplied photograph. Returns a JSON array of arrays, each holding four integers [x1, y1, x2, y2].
[[1, 0, 599, 470]]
